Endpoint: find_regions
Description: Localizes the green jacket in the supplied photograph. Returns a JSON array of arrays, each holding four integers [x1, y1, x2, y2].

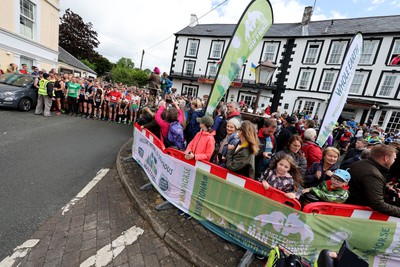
[[310, 180, 349, 203], [226, 145, 255, 179]]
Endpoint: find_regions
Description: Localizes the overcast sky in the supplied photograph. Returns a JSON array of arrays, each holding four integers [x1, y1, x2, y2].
[[60, 0, 400, 73]]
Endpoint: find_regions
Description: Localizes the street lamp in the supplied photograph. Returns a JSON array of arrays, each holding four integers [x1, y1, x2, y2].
[[255, 60, 277, 85], [253, 60, 277, 114]]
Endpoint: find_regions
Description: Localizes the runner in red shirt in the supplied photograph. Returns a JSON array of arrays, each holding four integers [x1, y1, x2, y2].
[[108, 86, 121, 122]]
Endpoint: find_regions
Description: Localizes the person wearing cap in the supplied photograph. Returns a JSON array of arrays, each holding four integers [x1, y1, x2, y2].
[[302, 169, 351, 203], [184, 116, 215, 161], [34, 73, 54, 117], [366, 130, 382, 144], [347, 144, 399, 217], [276, 115, 299, 152]]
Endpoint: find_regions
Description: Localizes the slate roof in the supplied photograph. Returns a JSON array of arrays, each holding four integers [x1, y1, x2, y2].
[[58, 46, 96, 74], [176, 15, 400, 38]]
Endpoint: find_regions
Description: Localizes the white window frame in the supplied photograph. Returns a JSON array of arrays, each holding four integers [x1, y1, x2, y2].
[[183, 61, 195, 76], [185, 39, 199, 57], [327, 41, 348, 64], [377, 73, 400, 98], [261, 42, 279, 63], [20, 0, 35, 39], [182, 84, 198, 98], [303, 101, 316, 115], [389, 39, 400, 65], [210, 40, 224, 59], [320, 70, 338, 92], [297, 69, 314, 90], [386, 111, 400, 133], [349, 72, 368, 95], [304, 42, 322, 64], [206, 62, 218, 78], [359, 40, 379, 65]]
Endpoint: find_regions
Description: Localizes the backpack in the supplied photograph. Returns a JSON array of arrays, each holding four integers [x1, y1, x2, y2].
[[265, 246, 311, 267], [166, 121, 185, 150]]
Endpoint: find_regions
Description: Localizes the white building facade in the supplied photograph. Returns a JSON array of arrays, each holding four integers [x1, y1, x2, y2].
[[0, 0, 60, 72], [169, 13, 400, 133]]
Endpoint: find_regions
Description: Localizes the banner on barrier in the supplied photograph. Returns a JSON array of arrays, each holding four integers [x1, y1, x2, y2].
[[133, 127, 400, 265]]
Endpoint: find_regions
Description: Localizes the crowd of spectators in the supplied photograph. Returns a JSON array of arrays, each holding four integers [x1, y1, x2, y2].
[[2, 63, 400, 217]]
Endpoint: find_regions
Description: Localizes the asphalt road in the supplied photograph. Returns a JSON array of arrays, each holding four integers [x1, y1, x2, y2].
[[0, 109, 132, 260]]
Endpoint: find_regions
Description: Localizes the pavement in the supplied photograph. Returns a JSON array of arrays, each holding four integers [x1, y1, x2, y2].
[[2, 167, 192, 267], [1, 138, 263, 267], [117, 139, 264, 267]]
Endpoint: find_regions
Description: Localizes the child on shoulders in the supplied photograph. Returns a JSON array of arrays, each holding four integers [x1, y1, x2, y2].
[[259, 154, 302, 199], [301, 169, 351, 203]]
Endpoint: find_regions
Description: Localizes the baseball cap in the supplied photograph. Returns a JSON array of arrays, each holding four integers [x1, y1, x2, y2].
[[332, 169, 351, 183], [196, 116, 214, 128], [285, 116, 296, 124]]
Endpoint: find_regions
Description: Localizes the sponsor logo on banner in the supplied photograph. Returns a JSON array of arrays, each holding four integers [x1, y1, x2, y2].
[[133, 126, 400, 265]]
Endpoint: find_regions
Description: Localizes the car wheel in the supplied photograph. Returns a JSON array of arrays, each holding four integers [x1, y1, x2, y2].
[[18, 98, 32, 111]]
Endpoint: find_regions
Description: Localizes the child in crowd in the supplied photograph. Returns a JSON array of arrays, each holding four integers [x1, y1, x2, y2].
[[259, 154, 302, 199], [301, 169, 351, 203]]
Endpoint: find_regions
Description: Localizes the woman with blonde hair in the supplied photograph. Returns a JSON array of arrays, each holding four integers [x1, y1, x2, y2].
[[304, 147, 340, 187], [226, 120, 260, 179]]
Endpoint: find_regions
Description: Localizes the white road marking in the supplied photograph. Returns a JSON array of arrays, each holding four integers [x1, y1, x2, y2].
[[0, 239, 40, 267], [80, 225, 144, 267], [61, 168, 109, 215]]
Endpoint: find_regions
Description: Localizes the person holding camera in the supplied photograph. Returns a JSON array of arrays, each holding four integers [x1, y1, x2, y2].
[[155, 98, 184, 141]]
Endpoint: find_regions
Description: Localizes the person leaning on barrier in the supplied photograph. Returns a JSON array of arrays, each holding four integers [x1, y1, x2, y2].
[[346, 144, 399, 217], [225, 120, 259, 179]]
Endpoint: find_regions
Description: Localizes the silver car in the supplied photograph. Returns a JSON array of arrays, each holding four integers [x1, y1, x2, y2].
[[0, 73, 38, 111]]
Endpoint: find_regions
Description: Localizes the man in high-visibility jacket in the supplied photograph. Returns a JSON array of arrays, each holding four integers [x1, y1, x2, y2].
[[34, 73, 54, 117]]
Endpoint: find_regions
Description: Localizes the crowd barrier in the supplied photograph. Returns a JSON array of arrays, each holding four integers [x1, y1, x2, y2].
[[135, 124, 395, 222]]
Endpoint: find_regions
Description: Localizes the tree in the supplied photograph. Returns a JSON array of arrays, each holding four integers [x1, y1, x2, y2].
[[81, 59, 96, 71], [91, 53, 113, 76], [111, 66, 149, 86], [59, 9, 100, 60], [116, 57, 135, 69]]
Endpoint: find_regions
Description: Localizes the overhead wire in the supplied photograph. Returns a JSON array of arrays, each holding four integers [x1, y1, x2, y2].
[[145, 0, 229, 51]]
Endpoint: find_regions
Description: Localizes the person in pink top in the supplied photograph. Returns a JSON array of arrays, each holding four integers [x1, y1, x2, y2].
[[390, 54, 400, 65], [155, 99, 184, 141], [184, 116, 216, 161], [108, 86, 121, 122]]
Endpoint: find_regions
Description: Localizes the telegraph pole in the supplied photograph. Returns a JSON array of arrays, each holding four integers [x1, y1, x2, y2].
[[140, 50, 145, 70]]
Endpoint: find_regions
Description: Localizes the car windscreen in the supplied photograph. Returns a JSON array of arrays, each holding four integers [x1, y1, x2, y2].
[[0, 74, 35, 87]]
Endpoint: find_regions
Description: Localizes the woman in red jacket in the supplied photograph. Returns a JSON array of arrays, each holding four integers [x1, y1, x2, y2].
[[184, 116, 215, 161]]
